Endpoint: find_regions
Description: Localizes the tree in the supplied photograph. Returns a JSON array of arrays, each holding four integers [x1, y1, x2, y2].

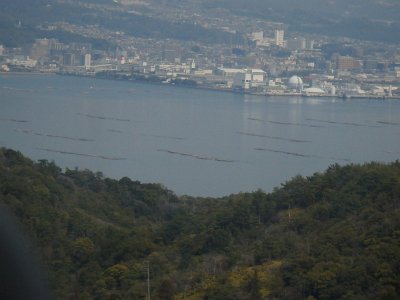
[[156, 279, 175, 300]]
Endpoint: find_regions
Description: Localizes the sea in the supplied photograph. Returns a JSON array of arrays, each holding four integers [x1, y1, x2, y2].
[[1, 73, 399, 197]]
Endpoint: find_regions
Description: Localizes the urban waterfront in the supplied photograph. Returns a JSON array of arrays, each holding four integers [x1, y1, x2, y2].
[[1, 73, 399, 196]]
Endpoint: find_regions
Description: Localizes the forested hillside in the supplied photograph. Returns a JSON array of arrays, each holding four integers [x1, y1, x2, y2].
[[1, 0, 399, 48], [0, 148, 399, 299], [201, 0, 400, 43], [0, 0, 242, 47]]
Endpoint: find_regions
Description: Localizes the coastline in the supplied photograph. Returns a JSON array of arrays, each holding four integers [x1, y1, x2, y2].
[[2, 70, 399, 100], [2, 72, 400, 196], [1, 71, 57, 76]]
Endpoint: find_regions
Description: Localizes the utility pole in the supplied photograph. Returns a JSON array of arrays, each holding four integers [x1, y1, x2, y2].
[[144, 261, 151, 300]]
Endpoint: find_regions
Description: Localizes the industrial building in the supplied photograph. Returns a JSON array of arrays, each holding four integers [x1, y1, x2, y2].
[[233, 69, 266, 90]]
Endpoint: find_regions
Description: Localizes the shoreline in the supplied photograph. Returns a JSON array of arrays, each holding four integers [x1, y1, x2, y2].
[[59, 72, 400, 100], [1, 71, 57, 76], [2, 70, 400, 100]]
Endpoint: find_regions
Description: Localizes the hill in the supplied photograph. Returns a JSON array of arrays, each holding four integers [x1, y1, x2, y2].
[[201, 0, 400, 43], [0, 147, 399, 299], [1, 0, 399, 48], [0, 0, 242, 47]]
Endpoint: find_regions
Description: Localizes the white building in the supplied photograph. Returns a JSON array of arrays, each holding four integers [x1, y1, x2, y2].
[[216, 67, 245, 78], [193, 69, 213, 76], [233, 69, 266, 90], [303, 87, 326, 95], [251, 69, 266, 83], [190, 59, 196, 70], [84, 53, 91, 69], [233, 72, 252, 89], [251, 31, 264, 42], [8, 57, 37, 68], [275, 29, 285, 47], [287, 75, 303, 92], [395, 67, 400, 78], [1, 64, 10, 72]]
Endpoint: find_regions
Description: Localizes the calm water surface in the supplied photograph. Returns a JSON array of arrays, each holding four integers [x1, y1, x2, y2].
[[1, 74, 399, 196]]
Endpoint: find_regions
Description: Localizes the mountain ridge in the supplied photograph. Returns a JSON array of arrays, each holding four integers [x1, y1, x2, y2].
[[1, 0, 399, 47]]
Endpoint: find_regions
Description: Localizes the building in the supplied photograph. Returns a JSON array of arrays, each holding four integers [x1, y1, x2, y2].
[[216, 67, 245, 78], [250, 69, 266, 83], [334, 55, 362, 71], [233, 69, 266, 90], [233, 72, 252, 89], [287, 75, 303, 91], [8, 57, 37, 68], [275, 29, 285, 47], [84, 53, 91, 69], [395, 67, 400, 78], [63, 53, 76, 66], [193, 69, 213, 76], [251, 31, 264, 42], [302, 87, 326, 95]]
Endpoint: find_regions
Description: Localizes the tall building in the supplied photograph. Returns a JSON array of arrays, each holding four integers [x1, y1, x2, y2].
[[275, 29, 285, 47], [84, 53, 91, 69], [251, 31, 264, 41], [190, 59, 196, 70], [334, 55, 362, 71]]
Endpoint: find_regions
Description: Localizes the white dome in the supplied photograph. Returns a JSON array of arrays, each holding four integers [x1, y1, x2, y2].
[[288, 76, 303, 89]]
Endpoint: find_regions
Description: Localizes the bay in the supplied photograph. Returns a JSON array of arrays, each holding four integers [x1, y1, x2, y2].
[[1, 73, 399, 196]]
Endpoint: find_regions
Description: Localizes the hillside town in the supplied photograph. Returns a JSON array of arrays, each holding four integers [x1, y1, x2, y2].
[[1, 23, 400, 99]]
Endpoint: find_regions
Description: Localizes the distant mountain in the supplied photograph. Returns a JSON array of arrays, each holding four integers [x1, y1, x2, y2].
[[200, 0, 400, 43], [1, 0, 398, 48], [0, 0, 100, 47], [201, 0, 399, 20], [0, 0, 243, 47], [1, 147, 399, 299]]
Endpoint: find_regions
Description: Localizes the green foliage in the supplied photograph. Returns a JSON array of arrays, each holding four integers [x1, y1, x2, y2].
[[1, 148, 399, 299]]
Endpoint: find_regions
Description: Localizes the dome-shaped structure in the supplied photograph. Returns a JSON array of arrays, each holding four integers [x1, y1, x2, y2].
[[288, 75, 303, 91]]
